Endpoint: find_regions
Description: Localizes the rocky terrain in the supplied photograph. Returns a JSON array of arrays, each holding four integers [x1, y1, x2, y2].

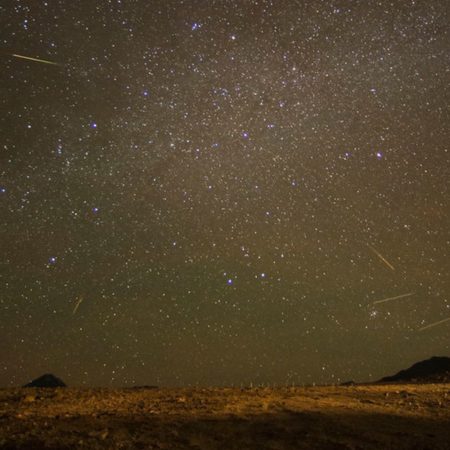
[[1, 383, 449, 449]]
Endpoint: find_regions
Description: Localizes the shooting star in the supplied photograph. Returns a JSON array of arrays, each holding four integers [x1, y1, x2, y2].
[[11, 53, 59, 66], [373, 292, 415, 305], [367, 244, 395, 271], [72, 296, 84, 315], [418, 316, 450, 332]]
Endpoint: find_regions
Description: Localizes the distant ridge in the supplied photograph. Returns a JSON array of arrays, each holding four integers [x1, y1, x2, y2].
[[23, 373, 66, 388], [378, 356, 450, 383]]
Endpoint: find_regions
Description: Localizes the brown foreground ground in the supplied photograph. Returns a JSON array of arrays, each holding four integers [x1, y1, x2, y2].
[[0, 384, 449, 449]]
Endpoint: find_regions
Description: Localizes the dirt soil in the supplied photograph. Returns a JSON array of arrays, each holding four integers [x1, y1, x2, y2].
[[0, 384, 449, 449]]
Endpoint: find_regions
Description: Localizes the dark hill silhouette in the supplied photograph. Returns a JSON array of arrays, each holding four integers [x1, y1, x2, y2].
[[378, 356, 450, 383], [128, 385, 159, 390], [23, 373, 66, 388]]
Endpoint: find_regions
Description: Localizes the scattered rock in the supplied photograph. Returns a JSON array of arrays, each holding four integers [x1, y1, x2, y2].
[[88, 429, 109, 440], [23, 395, 36, 403]]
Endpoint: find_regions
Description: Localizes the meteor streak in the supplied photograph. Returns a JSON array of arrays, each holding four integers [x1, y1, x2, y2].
[[72, 296, 84, 315], [373, 292, 415, 305], [367, 244, 395, 271], [12, 53, 59, 66], [418, 316, 450, 332]]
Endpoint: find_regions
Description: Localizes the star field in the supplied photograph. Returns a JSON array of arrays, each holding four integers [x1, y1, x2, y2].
[[1, 0, 449, 387]]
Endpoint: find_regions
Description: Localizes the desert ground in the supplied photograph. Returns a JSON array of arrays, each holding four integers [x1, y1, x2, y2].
[[0, 384, 449, 449]]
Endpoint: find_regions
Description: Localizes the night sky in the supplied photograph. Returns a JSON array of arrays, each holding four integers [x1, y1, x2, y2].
[[1, 0, 449, 387]]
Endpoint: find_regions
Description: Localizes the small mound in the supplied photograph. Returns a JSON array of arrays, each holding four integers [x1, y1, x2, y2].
[[23, 374, 67, 388]]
